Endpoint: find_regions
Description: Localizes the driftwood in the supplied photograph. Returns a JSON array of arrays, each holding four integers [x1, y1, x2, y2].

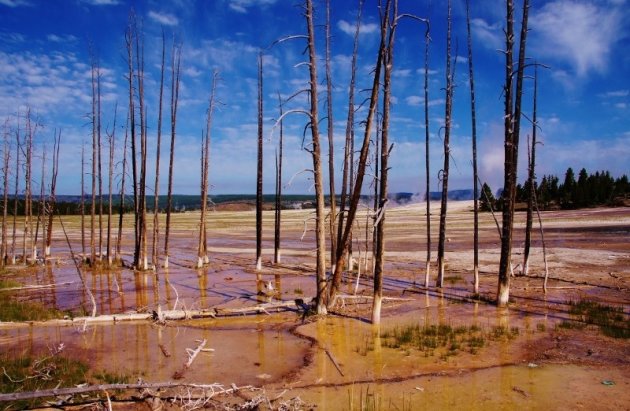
[[0, 298, 313, 329], [173, 339, 207, 379], [324, 348, 344, 377], [0, 381, 252, 402], [0, 281, 74, 292]]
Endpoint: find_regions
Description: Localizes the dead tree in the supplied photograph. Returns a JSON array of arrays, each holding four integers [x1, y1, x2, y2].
[[10, 114, 20, 264], [305, 0, 328, 314], [34, 146, 46, 261], [1, 119, 10, 266], [125, 13, 138, 268], [164, 37, 182, 270], [324, 0, 337, 270], [90, 56, 98, 266], [97, 65, 104, 263], [466, 0, 480, 293], [436, 0, 455, 288], [274, 92, 284, 265], [329, 0, 390, 305], [256, 50, 264, 272], [336, 0, 364, 273], [497, 0, 529, 306], [152, 30, 166, 270], [197, 72, 218, 269], [135, 22, 149, 271], [106, 106, 117, 266], [45, 129, 61, 259], [523, 64, 538, 277], [422, 19, 431, 287], [80, 141, 85, 258], [372, 0, 398, 325], [24, 109, 35, 263], [116, 115, 129, 262]]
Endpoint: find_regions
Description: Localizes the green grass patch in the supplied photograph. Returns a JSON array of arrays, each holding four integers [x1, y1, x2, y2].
[[565, 299, 629, 339], [0, 280, 65, 322], [0, 352, 88, 409]]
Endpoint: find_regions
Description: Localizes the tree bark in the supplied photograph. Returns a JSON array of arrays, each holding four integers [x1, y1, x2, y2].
[[329, 0, 389, 305], [45, 129, 61, 259], [422, 18, 431, 287], [256, 51, 264, 272], [336, 0, 363, 270], [498, 0, 529, 306], [436, 0, 455, 288], [372, 0, 397, 326], [164, 37, 182, 270], [274, 92, 284, 264], [10, 115, 20, 264], [466, 0, 480, 293], [152, 31, 166, 270], [106, 107, 116, 266], [523, 64, 538, 277], [90, 58, 98, 266], [305, 0, 328, 314], [1, 120, 9, 266], [324, 0, 337, 271]]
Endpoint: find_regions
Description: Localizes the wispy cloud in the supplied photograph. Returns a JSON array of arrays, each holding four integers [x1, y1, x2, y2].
[[337, 19, 378, 36], [227, 0, 277, 14], [148, 10, 179, 26], [79, 0, 120, 5], [530, 0, 625, 77], [0, 0, 31, 7], [470, 18, 502, 49], [599, 89, 629, 98], [47, 34, 78, 43]]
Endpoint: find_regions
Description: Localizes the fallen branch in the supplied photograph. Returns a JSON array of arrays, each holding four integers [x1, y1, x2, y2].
[[0, 298, 314, 328], [324, 348, 344, 377], [174, 339, 207, 379], [0, 281, 74, 292], [0, 382, 255, 402]]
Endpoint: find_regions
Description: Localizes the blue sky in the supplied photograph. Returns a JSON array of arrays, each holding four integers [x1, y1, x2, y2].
[[1, 0, 628, 196]]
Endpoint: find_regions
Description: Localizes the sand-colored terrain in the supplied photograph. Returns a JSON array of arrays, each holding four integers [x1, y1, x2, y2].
[[0, 201, 628, 409]]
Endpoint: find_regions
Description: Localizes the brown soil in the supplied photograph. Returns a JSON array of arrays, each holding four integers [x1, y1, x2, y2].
[[0, 202, 628, 410]]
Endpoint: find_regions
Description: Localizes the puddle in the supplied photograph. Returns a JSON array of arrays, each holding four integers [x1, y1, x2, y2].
[[0, 314, 311, 386]]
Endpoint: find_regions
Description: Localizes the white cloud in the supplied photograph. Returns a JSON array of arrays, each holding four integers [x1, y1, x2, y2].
[[47, 34, 78, 43], [227, 0, 277, 14], [0, 0, 30, 6], [470, 18, 502, 49], [148, 11, 179, 26], [406, 95, 422, 106], [337, 19, 378, 36], [530, 0, 625, 77], [615, 102, 627, 109], [79, 0, 120, 5], [600, 89, 629, 98]]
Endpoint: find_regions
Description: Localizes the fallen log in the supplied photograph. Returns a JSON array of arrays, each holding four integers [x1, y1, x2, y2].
[[0, 382, 252, 402], [0, 298, 314, 329], [0, 281, 75, 292]]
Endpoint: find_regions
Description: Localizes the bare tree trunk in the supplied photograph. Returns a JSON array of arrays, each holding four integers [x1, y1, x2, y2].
[[372, 116, 380, 278], [125, 14, 139, 269], [136, 24, 149, 271], [24, 109, 34, 264], [164, 37, 182, 270], [45, 129, 61, 259], [466, 0, 480, 294], [324, 0, 337, 270], [90, 58, 98, 266], [1, 120, 9, 266], [336, 0, 363, 271], [116, 116, 129, 262], [153, 31, 166, 270], [305, 0, 328, 314], [372, 0, 397, 326], [80, 142, 85, 258], [436, 0, 455, 288], [34, 144, 45, 261], [106, 106, 117, 266], [256, 51, 264, 272], [10, 117, 20, 265], [97, 66, 103, 263], [197, 72, 218, 269], [422, 19, 431, 287], [498, 0, 529, 306], [329, 0, 389, 304], [523, 64, 538, 277], [274, 92, 283, 265]]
